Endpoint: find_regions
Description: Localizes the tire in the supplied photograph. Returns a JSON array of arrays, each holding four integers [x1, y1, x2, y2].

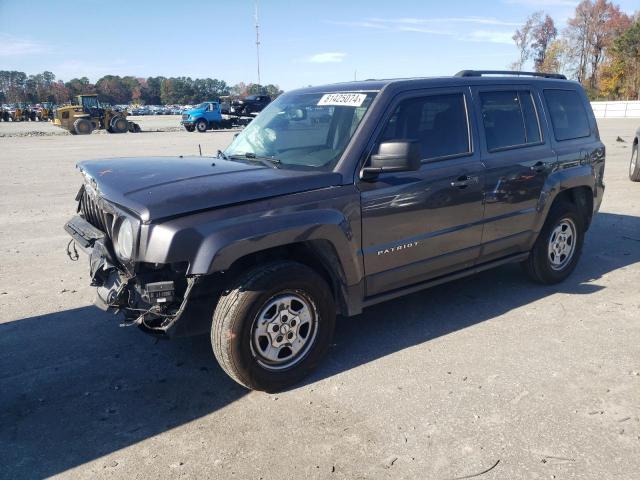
[[109, 116, 128, 134], [211, 261, 336, 392], [196, 119, 208, 133], [184, 125, 195, 132], [522, 200, 584, 284], [73, 118, 93, 135], [630, 144, 640, 182]]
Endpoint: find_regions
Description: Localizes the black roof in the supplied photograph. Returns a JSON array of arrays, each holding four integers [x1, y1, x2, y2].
[[292, 72, 576, 95]]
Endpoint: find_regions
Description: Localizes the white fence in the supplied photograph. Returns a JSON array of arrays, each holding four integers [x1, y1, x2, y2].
[[591, 101, 640, 118]]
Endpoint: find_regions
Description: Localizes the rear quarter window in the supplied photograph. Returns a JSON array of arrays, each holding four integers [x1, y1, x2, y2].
[[544, 89, 590, 141]]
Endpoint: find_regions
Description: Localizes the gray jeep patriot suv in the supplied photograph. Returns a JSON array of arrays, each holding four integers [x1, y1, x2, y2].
[[65, 70, 605, 391]]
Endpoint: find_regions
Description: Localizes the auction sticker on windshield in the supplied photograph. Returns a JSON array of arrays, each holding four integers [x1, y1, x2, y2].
[[317, 93, 367, 107]]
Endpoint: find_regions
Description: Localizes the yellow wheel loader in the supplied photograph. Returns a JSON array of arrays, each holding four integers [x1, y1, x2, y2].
[[53, 94, 140, 135], [36, 102, 54, 121], [9, 104, 29, 122]]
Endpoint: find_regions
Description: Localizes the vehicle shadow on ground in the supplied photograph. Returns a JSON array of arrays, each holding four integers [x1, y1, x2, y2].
[[304, 211, 640, 386], [0, 212, 638, 478], [0, 310, 246, 479]]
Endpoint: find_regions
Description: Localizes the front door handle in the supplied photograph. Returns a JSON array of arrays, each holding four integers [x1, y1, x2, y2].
[[530, 161, 546, 173], [451, 175, 478, 189]]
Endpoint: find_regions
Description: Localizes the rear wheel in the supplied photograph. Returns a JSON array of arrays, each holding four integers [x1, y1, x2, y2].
[[109, 116, 128, 134], [522, 200, 584, 284], [211, 261, 335, 392], [196, 119, 208, 132], [73, 118, 93, 135], [630, 144, 640, 182]]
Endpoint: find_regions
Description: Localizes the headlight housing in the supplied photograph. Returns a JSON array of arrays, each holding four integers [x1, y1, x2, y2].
[[115, 217, 134, 261]]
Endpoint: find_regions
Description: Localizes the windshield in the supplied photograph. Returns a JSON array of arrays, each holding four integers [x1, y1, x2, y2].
[[224, 91, 377, 170], [194, 102, 208, 110], [81, 96, 99, 109]]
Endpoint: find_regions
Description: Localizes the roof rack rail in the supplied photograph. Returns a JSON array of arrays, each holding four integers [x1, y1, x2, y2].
[[455, 70, 567, 80]]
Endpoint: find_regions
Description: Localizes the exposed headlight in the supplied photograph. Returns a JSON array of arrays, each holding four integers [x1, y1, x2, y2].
[[115, 217, 134, 261]]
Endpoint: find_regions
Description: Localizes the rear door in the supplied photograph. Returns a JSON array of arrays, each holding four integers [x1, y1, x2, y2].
[[359, 87, 485, 296], [471, 85, 555, 262]]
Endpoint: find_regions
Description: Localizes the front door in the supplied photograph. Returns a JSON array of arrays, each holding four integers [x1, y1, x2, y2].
[[359, 88, 485, 297]]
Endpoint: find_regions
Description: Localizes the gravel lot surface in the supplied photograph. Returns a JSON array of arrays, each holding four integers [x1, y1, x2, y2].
[[1, 118, 639, 479], [0, 115, 186, 136]]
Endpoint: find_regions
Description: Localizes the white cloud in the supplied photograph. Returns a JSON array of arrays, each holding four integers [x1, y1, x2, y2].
[[503, 0, 578, 6], [326, 20, 389, 29], [0, 34, 50, 56], [366, 16, 520, 27], [307, 52, 347, 63], [397, 26, 450, 35], [328, 16, 519, 45], [465, 30, 515, 44]]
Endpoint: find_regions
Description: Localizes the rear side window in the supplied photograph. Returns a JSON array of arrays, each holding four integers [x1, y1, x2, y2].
[[380, 93, 470, 160], [544, 89, 590, 141], [480, 90, 541, 151]]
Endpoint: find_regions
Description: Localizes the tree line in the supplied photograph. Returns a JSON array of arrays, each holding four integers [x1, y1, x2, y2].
[[0, 71, 283, 105], [511, 0, 639, 99]]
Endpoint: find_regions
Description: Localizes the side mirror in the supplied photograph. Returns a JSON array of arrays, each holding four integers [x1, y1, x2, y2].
[[361, 141, 421, 180]]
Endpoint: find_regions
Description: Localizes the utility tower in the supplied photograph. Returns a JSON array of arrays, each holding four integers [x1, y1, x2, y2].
[[255, 0, 261, 85]]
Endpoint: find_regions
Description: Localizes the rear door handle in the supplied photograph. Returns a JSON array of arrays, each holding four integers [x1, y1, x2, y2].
[[530, 161, 546, 173], [450, 175, 478, 188]]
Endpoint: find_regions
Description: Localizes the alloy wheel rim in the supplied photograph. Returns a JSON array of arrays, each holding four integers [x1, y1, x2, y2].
[[547, 218, 577, 271], [631, 149, 637, 176], [250, 292, 318, 371]]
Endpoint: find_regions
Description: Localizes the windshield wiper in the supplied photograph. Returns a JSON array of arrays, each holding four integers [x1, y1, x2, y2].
[[217, 150, 229, 160], [229, 152, 281, 169]]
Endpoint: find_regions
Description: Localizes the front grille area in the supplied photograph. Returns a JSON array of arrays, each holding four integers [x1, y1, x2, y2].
[[79, 187, 115, 240]]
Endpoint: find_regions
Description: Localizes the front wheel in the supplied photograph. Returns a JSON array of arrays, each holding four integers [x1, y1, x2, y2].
[[522, 200, 584, 284], [184, 125, 195, 132], [196, 119, 208, 132], [630, 145, 640, 182], [211, 261, 336, 392]]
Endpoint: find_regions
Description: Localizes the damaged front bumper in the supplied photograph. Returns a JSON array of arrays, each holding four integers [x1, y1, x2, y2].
[[64, 215, 205, 337]]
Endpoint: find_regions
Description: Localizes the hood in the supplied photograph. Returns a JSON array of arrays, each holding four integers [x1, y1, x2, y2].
[[77, 156, 342, 223], [184, 107, 204, 116]]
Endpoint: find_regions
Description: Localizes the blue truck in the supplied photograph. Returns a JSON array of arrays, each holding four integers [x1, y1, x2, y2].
[[180, 101, 232, 132]]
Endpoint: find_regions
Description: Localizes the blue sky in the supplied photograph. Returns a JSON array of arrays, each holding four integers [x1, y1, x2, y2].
[[0, 0, 637, 90]]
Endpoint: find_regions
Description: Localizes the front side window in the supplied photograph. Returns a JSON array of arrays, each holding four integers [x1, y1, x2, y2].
[[480, 90, 541, 151], [379, 93, 470, 161], [544, 89, 590, 141], [225, 91, 377, 170]]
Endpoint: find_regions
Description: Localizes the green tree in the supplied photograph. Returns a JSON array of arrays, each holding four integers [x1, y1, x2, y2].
[[65, 77, 95, 97]]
